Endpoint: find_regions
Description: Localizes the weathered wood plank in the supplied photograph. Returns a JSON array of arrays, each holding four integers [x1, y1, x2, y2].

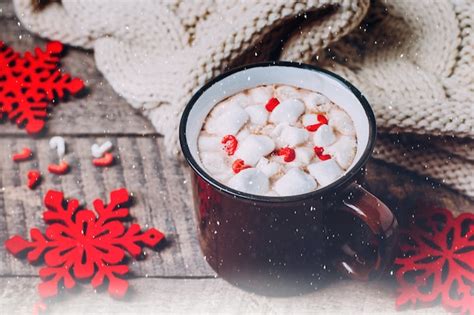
[[0, 136, 213, 277], [0, 0, 14, 19], [0, 276, 449, 314], [0, 17, 157, 136]]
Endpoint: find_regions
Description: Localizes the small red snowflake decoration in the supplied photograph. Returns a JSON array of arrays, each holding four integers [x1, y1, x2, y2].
[[395, 208, 474, 314], [4, 188, 164, 299], [0, 41, 84, 134]]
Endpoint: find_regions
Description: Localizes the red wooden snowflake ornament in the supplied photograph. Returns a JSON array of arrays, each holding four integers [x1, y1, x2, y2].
[[0, 41, 84, 133], [395, 208, 474, 314], [4, 188, 165, 299]]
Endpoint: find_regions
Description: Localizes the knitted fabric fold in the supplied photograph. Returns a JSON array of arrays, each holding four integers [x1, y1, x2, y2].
[[13, 0, 474, 197]]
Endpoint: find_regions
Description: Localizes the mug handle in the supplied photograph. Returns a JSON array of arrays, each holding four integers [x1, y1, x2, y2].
[[329, 184, 399, 280]]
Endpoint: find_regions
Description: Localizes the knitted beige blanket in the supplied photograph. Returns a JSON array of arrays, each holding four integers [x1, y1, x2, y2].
[[13, 0, 474, 197]]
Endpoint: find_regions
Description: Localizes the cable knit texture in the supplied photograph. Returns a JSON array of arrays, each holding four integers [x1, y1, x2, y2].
[[13, 0, 474, 197]]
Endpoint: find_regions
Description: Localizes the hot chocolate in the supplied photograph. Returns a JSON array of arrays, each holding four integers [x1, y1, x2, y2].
[[197, 84, 357, 196]]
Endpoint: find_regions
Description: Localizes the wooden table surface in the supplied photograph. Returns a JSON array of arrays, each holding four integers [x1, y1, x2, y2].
[[0, 2, 472, 314]]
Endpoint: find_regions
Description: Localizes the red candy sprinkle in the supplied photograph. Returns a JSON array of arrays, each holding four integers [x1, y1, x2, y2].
[[48, 160, 70, 175], [306, 114, 328, 132], [12, 147, 33, 162], [317, 114, 328, 125], [265, 97, 280, 112], [93, 152, 114, 167], [221, 135, 238, 156], [314, 146, 331, 161], [27, 170, 41, 189], [305, 123, 323, 132], [232, 159, 251, 174], [276, 147, 296, 162]]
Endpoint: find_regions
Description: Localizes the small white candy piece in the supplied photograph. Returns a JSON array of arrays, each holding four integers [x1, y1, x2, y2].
[[245, 105, 268, 126], [269, 99, 305, 125], [313, 124, 337, 147], [326, 136, 357, 169], [198, 136, 221, 152], [329, 109, 356, 136], [273, 168, 317, 196], [278, 126, 309, 148], [234, 135, 275, 166], [49, 136, 66, 158], [256, 157, 281, 177], [228, 168, 269, 195], [91, 140, 113, 158], [205, 106, 249, 136], [308, 159, 344, 187], [301, 114, 318, 127], [248, 86, 273, 104], [303, 92, 330, 111]]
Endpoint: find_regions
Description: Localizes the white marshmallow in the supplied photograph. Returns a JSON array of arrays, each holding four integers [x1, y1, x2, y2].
[[245, 105, 268, 126], [326, 136, 357, 169], [307, 159, 344, 187], [228, 168, 269, 195], [198, 135, 221, 152], [303, 92, 330, 111], [270, 123, 289, 138], [275, 85, 300, 100], [236, 129, 250, 142], [329, 109, 356, 136], [284, 146, 314, 168], [200, 152, 232, 181], [301, 114, 318, 127], [312, 124, 337, 147], [234, 135, 275, 166], [205, 106, 249, 136], [248, 86, 273, 104], [269, 99, 305, 125], [211, 95, 247, 117], [256, 157, 281, 177], [278, 126, 309, 147], [273, 168, 317, 196], [294, 147, 314, 166]]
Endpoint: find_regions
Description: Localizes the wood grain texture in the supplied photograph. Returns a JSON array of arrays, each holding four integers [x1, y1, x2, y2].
[[0, 17, 157, 136], [0, 0, 14, 18], [0, 276, 448, 315], [0, 137, 213, 277]]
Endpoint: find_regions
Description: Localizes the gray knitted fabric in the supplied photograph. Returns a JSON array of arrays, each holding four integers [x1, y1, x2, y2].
[[13, 0, 474, 197]]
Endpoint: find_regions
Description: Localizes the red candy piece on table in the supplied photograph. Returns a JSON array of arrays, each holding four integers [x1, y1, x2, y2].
[[4, 188, 165, 301], [306, 114, 328, 132], [12, 147, 33, 162], [92, 152, 114, 167], [0, 41, 84, 134], [47, 161, 69, 175], [265, 97, 280, 112], [395, 207, 474, 315], [232, 159, 251, 174], [221, 135, 238, 156], [313, 146, 331, 161], [276, 147, 296, 162], [27, 170, 41, 189]]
